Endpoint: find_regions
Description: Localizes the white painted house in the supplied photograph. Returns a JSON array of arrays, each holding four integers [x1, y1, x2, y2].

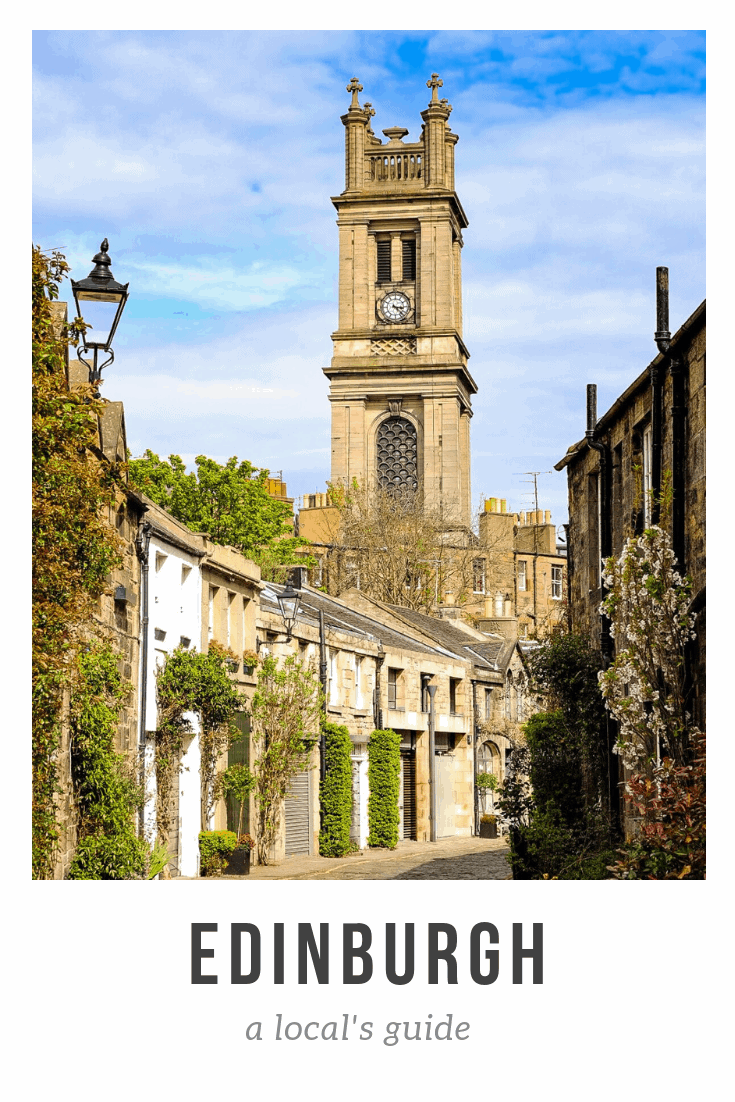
[[137, 497, 205, 877]]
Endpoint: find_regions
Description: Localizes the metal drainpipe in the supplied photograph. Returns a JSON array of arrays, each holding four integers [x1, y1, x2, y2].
[[655, 266, 685, 567], [135, 517, 152, 838], [563, 523, 572, 632], [585, 387, 618, 828], [318, 609, 327, 781], [471, 680, 478, 836], [427, 684, 437, 842], [586, 384, 612, 662], [650, 266, 669, 527], [374, 650, 385, 731]]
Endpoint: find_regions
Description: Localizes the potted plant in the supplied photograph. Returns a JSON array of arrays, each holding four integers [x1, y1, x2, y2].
[[479, 814, 498, 839], [225, 833, 255, 875], [214, 763, 256, 874], [199, 830, 238, 876], [242, 650, 259, 676]]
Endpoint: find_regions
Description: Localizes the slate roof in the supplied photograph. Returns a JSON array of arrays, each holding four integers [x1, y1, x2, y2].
[[385, 604, 517, 675], [261, 584, 446, 658]]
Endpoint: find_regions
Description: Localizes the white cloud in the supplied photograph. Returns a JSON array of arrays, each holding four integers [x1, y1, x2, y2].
[[121, 256, 317, 311], [35, 31, 704, 520]]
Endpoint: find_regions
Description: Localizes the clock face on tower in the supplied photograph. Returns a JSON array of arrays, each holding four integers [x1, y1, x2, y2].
[[380, 291, 411, 323]]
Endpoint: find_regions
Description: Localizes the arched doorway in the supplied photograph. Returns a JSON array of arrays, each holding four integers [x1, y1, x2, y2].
[[477, 740, 501, 817]]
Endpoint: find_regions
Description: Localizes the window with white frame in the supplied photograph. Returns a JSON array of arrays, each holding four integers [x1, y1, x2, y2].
[[642, 422, 653, 526], [551, 565, 563, 600], [208, 586, 219, 639], [329, 650, 339, 706], [226, 591, 235, 646], [517, 675, 527, 722], [355, 655, 363, 709], [517, 560, 527, 591], [472, 558, 486, 594]]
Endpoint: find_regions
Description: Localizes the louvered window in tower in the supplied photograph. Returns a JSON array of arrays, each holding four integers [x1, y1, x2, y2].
[[376, 240, 391, 283], [402, 239, 416, 280], [377, 417, 418, 493]]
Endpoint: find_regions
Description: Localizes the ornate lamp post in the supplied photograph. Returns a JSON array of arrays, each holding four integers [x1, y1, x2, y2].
[[276, 583, 302, 641], [71, 239, 129, 394]]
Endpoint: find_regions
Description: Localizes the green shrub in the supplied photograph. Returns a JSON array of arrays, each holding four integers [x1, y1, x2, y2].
[[610, 732, 706, 880], [524, 710, 584, 826], [508, 805, 614, 881], [199, 829, 237, 876], [319, 721, 353, 857], [67, 832, 148, 881], [367, 729, 400, 849], [66, 642, 147, 880], [476, 772, 498, 791]]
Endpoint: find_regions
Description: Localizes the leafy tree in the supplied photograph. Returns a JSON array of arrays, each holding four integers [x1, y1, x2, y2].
[[32, 245, 123, 878], [499, 633, 614, 880], [526, 631, 610, 812], [599, 523, 698, 768], [321, 480, 480, 613], [128, 450, 310, 578], [249, 654, 322, 864], [215, 763, 255, 839]]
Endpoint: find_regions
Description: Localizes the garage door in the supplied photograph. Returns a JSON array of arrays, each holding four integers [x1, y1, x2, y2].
[[285, 770, 311, 856]]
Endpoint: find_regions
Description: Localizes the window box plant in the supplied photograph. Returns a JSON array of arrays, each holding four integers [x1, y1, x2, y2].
[[242, 650, 259, 677]]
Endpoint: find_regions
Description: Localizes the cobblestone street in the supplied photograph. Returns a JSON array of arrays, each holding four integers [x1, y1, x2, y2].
[[175, 836, 511, 881]]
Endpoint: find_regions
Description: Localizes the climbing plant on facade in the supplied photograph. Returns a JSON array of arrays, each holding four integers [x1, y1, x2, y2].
[[155, 642, 244, 857], [319, 721, 353, 857], [367, 729, 401, 848], [32, 244, 123, 878], [66, 642, 148, 880], [249, 654, 322, 865]]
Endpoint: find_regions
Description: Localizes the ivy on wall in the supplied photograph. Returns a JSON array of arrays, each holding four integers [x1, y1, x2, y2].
[[66, 642, 147, 880], [367, 729, 401, 849], [32, 245, 124, 878], [319, 721, 353, 857]]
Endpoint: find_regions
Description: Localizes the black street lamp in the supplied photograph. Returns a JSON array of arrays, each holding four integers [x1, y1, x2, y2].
[[276, 583, 302, 640], [71, 239, 129, 393]]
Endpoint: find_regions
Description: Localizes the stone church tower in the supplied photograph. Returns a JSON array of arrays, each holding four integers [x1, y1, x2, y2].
[[324, 74, 476, 527]]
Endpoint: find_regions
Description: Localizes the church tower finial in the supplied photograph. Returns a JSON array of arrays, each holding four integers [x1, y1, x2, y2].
[[346, 77, 363, 108], [427, 72, 443, 103]]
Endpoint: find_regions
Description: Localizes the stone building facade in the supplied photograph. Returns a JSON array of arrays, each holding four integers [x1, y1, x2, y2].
[[325, 74, 475, 527], [50, 310, 147, 879], [555, 290, 705, 730], [253, 580, 531, 859], [299, 491, 566, 640], [464, 498, 567, 640]]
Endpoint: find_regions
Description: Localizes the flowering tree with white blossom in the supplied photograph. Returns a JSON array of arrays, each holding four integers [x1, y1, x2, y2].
[[598, 524, 699, 770]]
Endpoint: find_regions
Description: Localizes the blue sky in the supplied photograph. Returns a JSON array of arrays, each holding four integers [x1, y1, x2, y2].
[[32, 29, 705, 525]]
